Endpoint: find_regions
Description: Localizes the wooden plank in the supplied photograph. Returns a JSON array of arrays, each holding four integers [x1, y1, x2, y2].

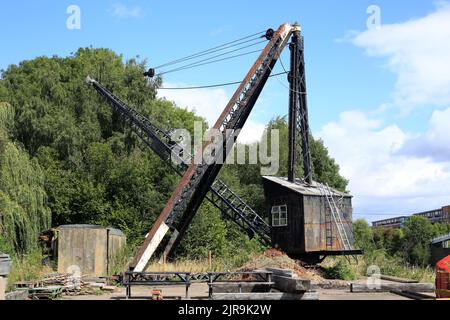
[[350, 282, 435, 293], [211, 291, 319, 300], [390, 290, 435, 300], [380, 275, 419, 283]]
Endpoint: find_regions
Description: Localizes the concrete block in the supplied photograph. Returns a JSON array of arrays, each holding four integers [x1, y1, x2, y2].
[[211, 291, 319, 300], [272, 275, 311, 293], [264, 268, 294, 278], [209, 282, 272, 293], [311, 280, 349, 290]]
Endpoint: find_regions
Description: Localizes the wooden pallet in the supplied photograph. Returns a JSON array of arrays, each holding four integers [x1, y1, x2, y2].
[[29, 286, 63, 300]]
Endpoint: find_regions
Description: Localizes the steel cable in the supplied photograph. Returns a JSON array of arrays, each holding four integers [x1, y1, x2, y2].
[[153, 30, 266, 70]]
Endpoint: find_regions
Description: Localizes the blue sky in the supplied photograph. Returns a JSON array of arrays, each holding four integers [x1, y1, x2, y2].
[[0, 0, 436, 131], [1, 1, 450, 221]]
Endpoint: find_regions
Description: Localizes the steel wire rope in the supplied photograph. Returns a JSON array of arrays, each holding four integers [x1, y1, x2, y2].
[[153, 30, 267, 70]]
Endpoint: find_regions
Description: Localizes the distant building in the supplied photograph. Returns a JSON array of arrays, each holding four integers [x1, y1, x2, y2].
[[372, 206, 450, 229]]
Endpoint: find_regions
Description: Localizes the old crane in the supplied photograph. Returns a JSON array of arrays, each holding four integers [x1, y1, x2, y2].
[[88, 22, 360, 271]]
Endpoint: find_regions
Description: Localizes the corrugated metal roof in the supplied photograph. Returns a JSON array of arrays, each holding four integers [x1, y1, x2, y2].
[[262, 176, 350, 197], [57, 224, 125, 237], [108, 227, 126, 237], [58, 224, 105, 229]]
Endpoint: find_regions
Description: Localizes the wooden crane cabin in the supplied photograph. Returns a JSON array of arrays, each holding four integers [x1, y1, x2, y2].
[[262, 176, 361, 264]]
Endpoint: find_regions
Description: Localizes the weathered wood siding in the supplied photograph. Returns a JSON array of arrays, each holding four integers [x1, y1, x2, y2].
[[263, 179, 354, 256]]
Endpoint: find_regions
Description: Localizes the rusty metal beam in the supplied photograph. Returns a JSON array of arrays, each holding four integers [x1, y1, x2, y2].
[[130, 23, 299, 271], [288, 29, 300, 183]]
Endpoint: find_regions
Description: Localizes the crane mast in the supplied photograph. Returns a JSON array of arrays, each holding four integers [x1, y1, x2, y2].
[[288, 30, 312, 183]]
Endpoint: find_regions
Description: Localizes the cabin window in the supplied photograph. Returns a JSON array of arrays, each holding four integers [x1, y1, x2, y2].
[[272, 205, 288, 227]]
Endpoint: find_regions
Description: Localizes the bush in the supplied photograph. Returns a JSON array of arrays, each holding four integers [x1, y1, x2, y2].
[[322, 260, 357, 281], [107, 244, 136, 276], [7, 250, 49, 291], [353, 219, 375, 253], [402, 216, 433, 266]]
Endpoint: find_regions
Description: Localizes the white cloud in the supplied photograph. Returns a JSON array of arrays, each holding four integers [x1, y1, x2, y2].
[[237, 120, 266, 144], [399, 108, 450, 162], [317, 109, 450, 221], [352, 3, 450, 110], [157, 84, 266, 143], [111, 3, 144, 18], [158, 83, 229, 126], [337, 4, 450, 220]]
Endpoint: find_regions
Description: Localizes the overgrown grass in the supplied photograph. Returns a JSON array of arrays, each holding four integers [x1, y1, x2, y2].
[[6, 250, 51, 291], [359, 250, 435, 283], [322, 250, 435, 283], [108, 245, 136, 276], [321, 259, 357, 281], [146, 259, 223, 273], [145, 252, 257, 273], [107, 244, 230, 275], [108, 243, 264, 275]]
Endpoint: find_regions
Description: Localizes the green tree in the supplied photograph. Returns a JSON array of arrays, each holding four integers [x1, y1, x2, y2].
[[255, 116, 348, 191], [0, 48, 203, 246], [0, 102, 50, 254], [430, 222, 450, 238], [176, 203, 228, 259], [353, 219, 374, 253], [402, 216, 433, 266]]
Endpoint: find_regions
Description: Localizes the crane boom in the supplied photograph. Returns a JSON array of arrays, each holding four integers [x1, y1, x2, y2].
[[130, 23, 299, 272], [86, 77, 271, 246]]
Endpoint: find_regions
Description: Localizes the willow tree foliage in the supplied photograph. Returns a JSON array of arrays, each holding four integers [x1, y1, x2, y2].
[[0, 102, 50, 254]]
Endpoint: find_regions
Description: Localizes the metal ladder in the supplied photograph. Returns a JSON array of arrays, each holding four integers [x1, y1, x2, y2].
[[319, 183, 351, 250], [211, 180, 271, 238]]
